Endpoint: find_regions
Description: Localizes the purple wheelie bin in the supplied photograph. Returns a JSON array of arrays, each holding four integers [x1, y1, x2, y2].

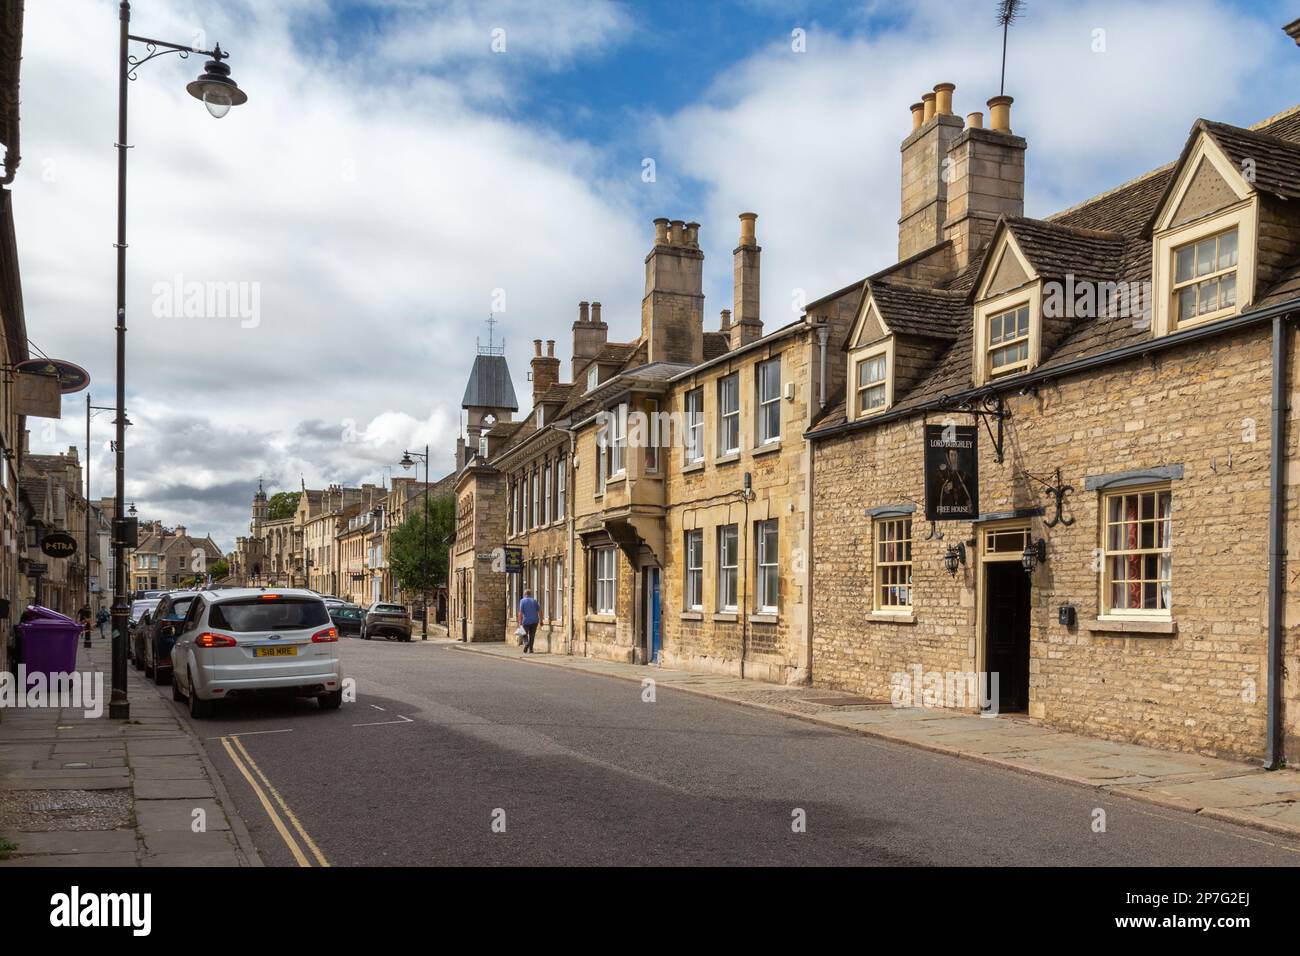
[[18, 606, 81, 686]]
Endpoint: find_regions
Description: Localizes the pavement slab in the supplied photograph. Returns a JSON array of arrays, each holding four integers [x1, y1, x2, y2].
[[0, 643, 260, 866]]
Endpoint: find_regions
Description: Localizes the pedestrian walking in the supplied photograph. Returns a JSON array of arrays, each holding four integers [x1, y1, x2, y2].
[[517, 589, 540, 654], [96, 607, 109, 639]]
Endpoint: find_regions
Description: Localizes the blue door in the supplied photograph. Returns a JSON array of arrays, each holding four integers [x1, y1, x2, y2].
[[650, 568, 662, 663]]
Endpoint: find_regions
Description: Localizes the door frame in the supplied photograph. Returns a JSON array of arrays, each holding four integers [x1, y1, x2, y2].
[[974, 520, 1033, 704]]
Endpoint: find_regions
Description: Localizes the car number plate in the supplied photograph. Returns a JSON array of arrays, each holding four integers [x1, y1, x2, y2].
[[254, 646, 297, 657]]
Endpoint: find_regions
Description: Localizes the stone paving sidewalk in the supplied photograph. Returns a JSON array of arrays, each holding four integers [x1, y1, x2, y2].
[[0, 639, 260, 867], [454, 641, 1300, 841]]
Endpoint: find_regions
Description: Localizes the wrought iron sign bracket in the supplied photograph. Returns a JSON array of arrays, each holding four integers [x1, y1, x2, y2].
[[930, 392, 1008, 463], [1018, 467, 1075, 527]]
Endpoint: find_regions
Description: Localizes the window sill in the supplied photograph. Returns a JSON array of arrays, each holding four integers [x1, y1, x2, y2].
[[868, 611, 916, 624], [751, 441, 782, 458], [714, 453, 741, 466], [679, 611, 703, 621], [585, 613, 616, 625], [748, 612, 778, 625], [1170, 305, 1240, 333], [1086, 617, 1177, 636], [712, 612, 738, 623], [681, 461, 705, 475], [605, 474, 627, 486]]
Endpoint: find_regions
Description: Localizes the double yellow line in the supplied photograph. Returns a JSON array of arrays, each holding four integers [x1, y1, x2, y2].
[[220, 735, 330, 867]]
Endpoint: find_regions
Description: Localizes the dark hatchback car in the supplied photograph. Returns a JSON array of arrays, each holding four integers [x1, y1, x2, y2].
[[143, 591, 200, 685], [329, 604, 365, 637]]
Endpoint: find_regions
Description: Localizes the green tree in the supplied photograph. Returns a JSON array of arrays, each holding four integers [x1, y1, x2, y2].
[[267, 491, 301, 520], [209, 558, 230, 580], [388, 494, 456, 598]]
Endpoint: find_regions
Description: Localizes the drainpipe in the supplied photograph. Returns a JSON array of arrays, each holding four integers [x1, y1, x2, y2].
[[1266, 313, 1290, 769], [816, 324, 829, 409]]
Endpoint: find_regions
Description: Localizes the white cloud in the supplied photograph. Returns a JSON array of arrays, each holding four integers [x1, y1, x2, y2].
[[653, 0, 1300, 337], [16, 0, 645, 548]]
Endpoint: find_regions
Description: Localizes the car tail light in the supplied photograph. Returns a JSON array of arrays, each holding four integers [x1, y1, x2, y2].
[[312, 627, 338, 643], [196, 632, 236, 648]]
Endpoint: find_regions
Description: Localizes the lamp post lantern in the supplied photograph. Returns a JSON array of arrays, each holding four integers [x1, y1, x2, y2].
[[110, 1, 247, 719]]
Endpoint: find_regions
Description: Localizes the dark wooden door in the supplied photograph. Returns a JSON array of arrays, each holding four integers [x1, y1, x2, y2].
[[985, 562, 1031, 712]]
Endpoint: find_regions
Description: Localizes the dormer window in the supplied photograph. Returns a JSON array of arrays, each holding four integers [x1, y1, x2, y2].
[[536, 406, 545, 427], [987, 304, 1030, 377], [587, 366, 600, 391], [856, 353, 887, 415], [1173, 228, 1237, 324]]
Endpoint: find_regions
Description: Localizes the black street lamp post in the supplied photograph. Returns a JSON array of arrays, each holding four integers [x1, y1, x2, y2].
[[400, 446, 431, 639], [110, 2, 248, 719]]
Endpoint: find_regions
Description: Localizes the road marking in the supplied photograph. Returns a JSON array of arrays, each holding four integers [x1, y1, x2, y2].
[[220, 736, 312, 868], [371, 705, 386, 711], [352, 714, 414, 727], [228, 735, 331, 867], [206, 728, 295, 740]]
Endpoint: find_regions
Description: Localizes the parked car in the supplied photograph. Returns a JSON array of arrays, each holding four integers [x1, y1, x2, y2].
[[169, 588, 342, 718], [129, 599, 161, 668], [143, 590, 200, 685], [329, 604, 365, 637], [362, 602, 411, 641], [134, 589, 167, 601]]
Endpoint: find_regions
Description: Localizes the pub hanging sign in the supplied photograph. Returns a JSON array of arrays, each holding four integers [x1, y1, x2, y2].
[[924, 424, 979, 521]]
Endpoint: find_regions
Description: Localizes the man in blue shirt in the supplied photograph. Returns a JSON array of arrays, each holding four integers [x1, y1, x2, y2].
[[517, 589, 541, 654]]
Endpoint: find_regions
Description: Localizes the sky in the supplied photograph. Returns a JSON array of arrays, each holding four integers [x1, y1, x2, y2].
[[13, 0, 1300, 551]]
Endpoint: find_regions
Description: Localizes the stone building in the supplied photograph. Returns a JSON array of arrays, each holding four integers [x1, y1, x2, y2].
[[20, 446, 86, 614], [449, 336, 518, 641], [806, 82, 1300, 762], [450, 214, 849, 681], [128, 521, 223, 593]]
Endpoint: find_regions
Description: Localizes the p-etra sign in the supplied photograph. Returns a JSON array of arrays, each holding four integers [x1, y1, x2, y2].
[[15, 358, 90, 394], [40, 531, 78, 558]]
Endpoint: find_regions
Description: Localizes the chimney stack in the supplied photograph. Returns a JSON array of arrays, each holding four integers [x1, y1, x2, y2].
[[942, 96, 1025, 268], [720, 308, 732, 332], [642, 216, 704, 364], [532, 338, 560, 404], [898, 82, 965, 260], [572, 299, 607, 378], [898, 82, 1025, 269], [731, 212, 762, 348]]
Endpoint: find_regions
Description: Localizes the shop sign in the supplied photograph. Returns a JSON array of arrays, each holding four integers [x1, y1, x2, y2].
[[924, 424, 979, 521]]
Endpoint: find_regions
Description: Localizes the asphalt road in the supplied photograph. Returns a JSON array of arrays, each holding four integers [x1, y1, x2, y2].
[[156, 638, 1300, 866]]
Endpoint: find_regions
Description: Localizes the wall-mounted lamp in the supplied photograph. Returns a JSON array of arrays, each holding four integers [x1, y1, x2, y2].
[[943, 541, 967, 577], [1021, 537, 1047, 575]]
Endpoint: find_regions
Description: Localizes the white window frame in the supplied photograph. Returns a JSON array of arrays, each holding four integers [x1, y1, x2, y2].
[[756, 358, 781, 445], [587, 365, 600, 391], [717, 524, 738, 612], [594, 547, 617, 615], [873, 517, 912, 612], [986, 303, 1031, 378], [644, 399, 660, 473], [718, 373, 740, 456], [554, 559, 564, 623], [685, 529, 703, 610], [854, 345, 890, 417], [556, 457, 566, 520], [755, 519, 778, 612], [608, 405, 626, 476], [685, 387, 704, 464], [1171, 227, 1239, 329], [543, 461, 552, 525], [1100, 484, 1173, 619], [531, 469, 539, 529]]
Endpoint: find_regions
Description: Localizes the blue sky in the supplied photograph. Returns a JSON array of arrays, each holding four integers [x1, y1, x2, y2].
[[15, 0, 1300, 547]]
